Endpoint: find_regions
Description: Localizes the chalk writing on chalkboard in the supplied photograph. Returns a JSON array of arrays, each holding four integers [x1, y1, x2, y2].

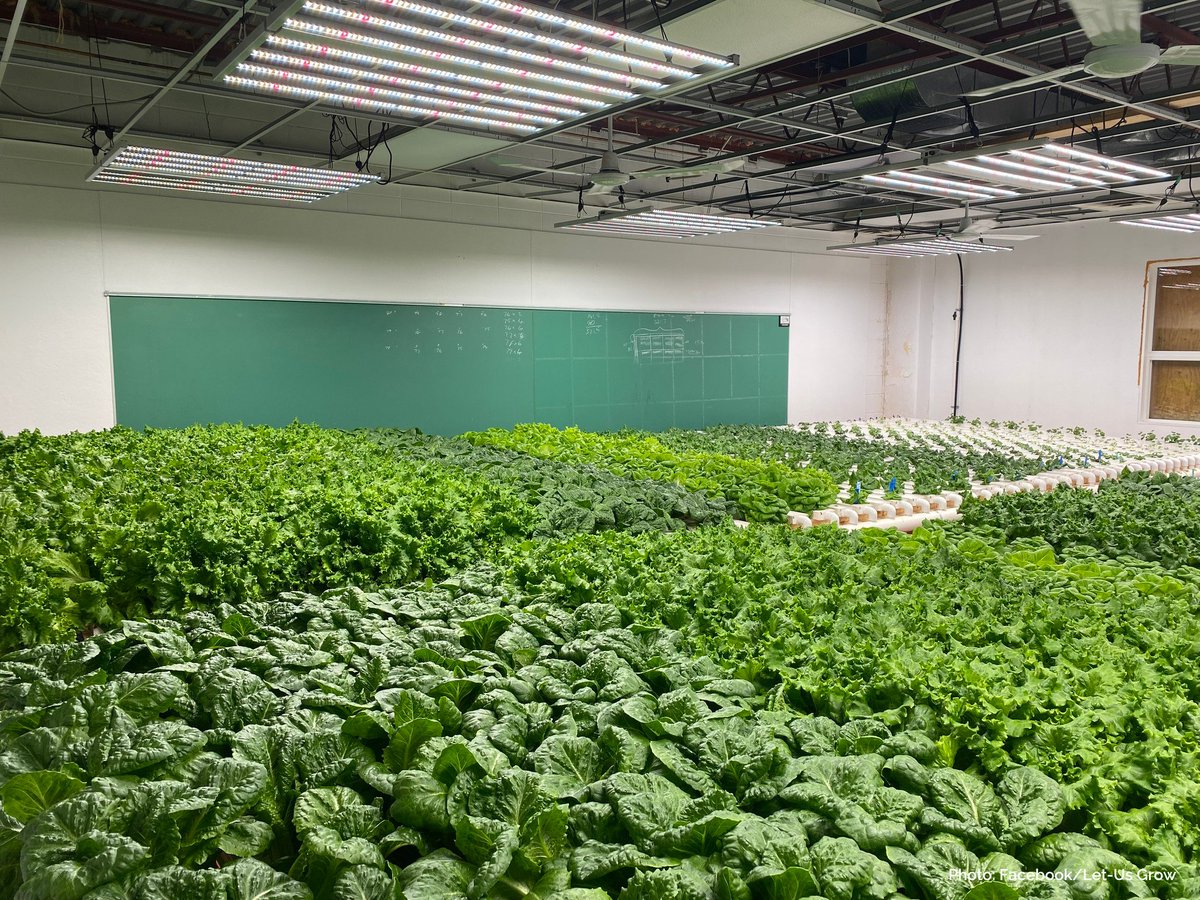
[[632, 327, 685, 362], [503, 310, 526, 358]]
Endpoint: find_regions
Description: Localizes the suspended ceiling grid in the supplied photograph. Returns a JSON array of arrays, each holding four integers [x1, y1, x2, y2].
[[3, 0, 1200, 240]]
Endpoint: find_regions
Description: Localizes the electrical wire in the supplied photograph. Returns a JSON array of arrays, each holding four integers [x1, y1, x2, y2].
[[952, 253, 965, 419], [0, 89, 155, 117], [648, 0, 670, 41]]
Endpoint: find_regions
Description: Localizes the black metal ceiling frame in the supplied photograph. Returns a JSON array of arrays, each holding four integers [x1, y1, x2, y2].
[[444, 0, 1200, 215], [3, 0, 1200, 235]]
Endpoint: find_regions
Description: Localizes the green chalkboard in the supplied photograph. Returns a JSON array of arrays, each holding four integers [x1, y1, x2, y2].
[[109, 296, 788, 433]]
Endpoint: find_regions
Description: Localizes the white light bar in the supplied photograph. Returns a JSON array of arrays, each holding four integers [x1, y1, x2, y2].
[[262, 35, 605, 109], [862, 172, 1015, 202], [855, 141, 1169, 201], [221, 0, 735, 136], [876, 170, 1017, 197], [282, 19, 636, 100], [828, 235, 1013, 257], [466, 0, 732, 68], [88, 146, 378, 204], [1115, 209, 1200, 233], [1008, 149, 1135, 183], [302, 3, 664, 90], [363, 0, 694, 79], [558, 208, 775, 239], [1042, 142, 1167, 179], [945, 159, 1078, 191], [234, 63, 560, 127], [249, 47, 580, 117], [225, 75, 540, 132]]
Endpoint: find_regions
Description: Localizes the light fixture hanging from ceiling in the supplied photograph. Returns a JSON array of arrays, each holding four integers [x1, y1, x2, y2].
[[557, 208, 776, 239], [216, 0, 736, 136], [827, 235, 1014, 257], [853, 142, 1169, 202], [88, 146, 379, 203], [1112, 207, 1200, 233]]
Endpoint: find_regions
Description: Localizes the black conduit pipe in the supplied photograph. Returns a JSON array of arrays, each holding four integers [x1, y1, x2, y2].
[[951, 253, 964, 419]]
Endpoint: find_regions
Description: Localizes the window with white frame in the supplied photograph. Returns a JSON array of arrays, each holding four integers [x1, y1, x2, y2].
[[1144, 262, 1200, 422]]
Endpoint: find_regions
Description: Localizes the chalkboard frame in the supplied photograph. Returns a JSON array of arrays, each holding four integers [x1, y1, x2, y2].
[[107, 293, 790, 434]]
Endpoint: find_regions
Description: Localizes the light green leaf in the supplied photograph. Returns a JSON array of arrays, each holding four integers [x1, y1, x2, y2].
[[129, 865, 227, 900], [432, 742, 479, 787], [518, 805, 569, 866], [394, 849, 473, 900], [223, 858, 314, 899], [532, 736, 604, 800], [217, 817, 275, 858], [460, 613, 511, 652], [330, 864, 392, 899], [997, 767, 1064, 850], [0, 771, 85, 824], [383, 719, 443, 773], [294, 788, 367, 839], [389, 771, 450, 834], [569, 841, 679, 882]]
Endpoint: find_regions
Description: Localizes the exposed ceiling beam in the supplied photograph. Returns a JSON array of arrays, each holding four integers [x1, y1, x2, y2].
[[462, 0, 1200, 196], [1143, 12, 1200, 45], [810, 0, 1200, 131], [0, 108, 329, 159], [225, 99, 321, 155], [111, 0, 259, 144], [82, 0, 224, 30], [623, 84, 1200, 207], [0, 0, 30, 90]]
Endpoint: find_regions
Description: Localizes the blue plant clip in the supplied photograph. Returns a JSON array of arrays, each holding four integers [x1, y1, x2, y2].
[[888, 477, 897, 492]]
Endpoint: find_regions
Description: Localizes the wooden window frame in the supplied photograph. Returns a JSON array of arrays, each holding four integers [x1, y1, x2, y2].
[[1142, 259, 1200, 425]]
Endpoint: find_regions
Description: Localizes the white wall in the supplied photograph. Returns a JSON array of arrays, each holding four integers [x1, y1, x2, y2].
[[0, 146, 886, 434], [883, 220, 1200, 435]]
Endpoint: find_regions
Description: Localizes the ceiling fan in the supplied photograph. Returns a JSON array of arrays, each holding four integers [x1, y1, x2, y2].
[[497, 117, 743, 196], [963, 0, 1200, 99], [945, 208, 1041, 241]]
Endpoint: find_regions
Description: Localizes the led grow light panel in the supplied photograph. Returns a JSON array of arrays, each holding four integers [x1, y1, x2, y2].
[[1115, 209, 1200, 233], [557, 208, 776, 239], [828, 236, 1013, 257], [855, 143, 1169, 201], [89, 147, 379, 203], [219, 0, 735, 135]]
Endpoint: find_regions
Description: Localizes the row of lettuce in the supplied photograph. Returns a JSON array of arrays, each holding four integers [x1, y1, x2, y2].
[[0, 425, 745, 650], [2, 425, 1199, 897]]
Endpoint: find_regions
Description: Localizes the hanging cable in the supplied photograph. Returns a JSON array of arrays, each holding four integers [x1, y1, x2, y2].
[[961, 99, 981, 145], [649, 0, 670, 41], [1156, 172, 1182, 208], [877, 107, 899, 161], [951, 254, 965, 419]]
